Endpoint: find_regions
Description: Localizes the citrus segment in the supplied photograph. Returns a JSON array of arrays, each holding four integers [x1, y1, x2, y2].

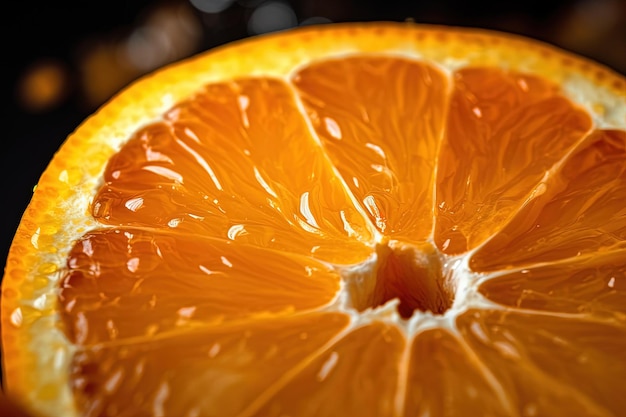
[[479, 249, 626, 318], [92, 78, 373, 264], [293, 56, 449, 240], [435, 68, 592, 254], [68, 313, 350, 416], [471, 129, 626, 270], [403, 328, 514, 416], [458, 309, 626, 416], [251, 321, 405, 417], [59, 229, 341, 345]]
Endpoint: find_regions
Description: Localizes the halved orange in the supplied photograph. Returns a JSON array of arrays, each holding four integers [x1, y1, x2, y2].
[[2, 22, 626, 417]]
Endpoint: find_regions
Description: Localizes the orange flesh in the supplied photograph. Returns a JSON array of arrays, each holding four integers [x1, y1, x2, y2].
[[457, 310, 626, 415], [69, 313, 351, 416], [293, 57, 448, 241], [435, 68, 592, 254], [57, 56, 626, 415], [60, 230, 341, 344], [471, 129, 626, 270], [404, 328, 514, 416]]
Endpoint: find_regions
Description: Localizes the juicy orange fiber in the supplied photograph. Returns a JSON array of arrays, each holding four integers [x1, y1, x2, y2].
[[2, 22, 626, 417]]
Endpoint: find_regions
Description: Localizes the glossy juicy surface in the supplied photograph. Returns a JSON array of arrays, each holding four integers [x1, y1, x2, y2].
[[58, 55, 626, 416]]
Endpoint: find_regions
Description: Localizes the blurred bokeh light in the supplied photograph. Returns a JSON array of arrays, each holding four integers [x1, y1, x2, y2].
[[190, 0, 236, 13], [17, 59, 70, 113], [8, 0, 626, 120], [247, 1, 299, 34], [78, 1, 203, 106]]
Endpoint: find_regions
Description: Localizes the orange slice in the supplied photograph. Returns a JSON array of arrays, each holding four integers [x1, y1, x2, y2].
[[2, 22, 626, 417]]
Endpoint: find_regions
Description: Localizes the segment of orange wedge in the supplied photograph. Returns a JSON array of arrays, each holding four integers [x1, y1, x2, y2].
[[2, 22, 626, 417]]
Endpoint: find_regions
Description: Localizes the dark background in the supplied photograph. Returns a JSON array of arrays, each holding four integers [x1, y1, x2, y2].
[[2, 0, 626, 269]]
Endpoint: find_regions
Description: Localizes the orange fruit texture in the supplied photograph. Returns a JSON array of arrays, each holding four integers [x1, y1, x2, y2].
[[2, 22, 626, 417]]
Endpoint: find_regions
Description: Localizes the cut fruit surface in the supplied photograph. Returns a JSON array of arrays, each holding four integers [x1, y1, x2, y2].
[[59, 230, 341, 345], [457, 309, 626, 416], [1, 22, 626, 417], [471, 128, 626, 270], [435, 68, 593, 254], [70, 313, 350, 417], [294, 56, 449, 240]]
